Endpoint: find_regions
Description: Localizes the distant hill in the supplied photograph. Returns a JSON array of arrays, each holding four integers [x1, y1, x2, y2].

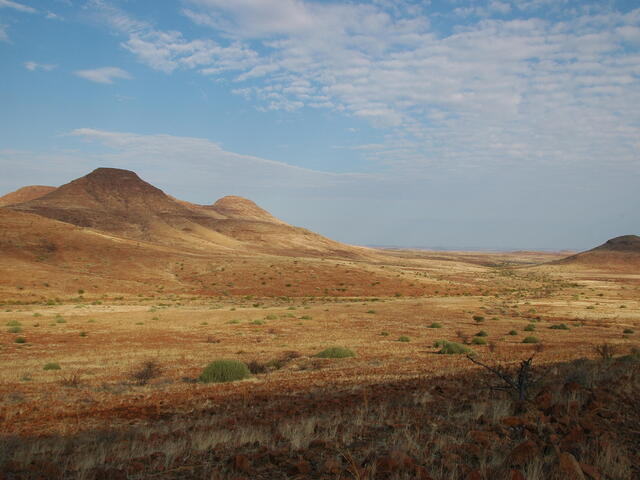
[[6, 167, 367, 258], [0, 185, 56, 206], [554, 235, 640, 272]]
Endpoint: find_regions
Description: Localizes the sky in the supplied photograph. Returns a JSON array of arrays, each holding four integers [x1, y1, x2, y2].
[[1, 0, 639, 250]]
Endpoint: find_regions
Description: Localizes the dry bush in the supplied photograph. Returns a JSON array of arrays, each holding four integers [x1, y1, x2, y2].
[[594, 343, 616, 361], [60, 373, 82, 388], [130, 360, 162, 385]]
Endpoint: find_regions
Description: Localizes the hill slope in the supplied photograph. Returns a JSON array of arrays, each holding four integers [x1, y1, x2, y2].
[[0, 185, 56, 206], [554, 235, 640, 272], [7, 167, 367, 258]]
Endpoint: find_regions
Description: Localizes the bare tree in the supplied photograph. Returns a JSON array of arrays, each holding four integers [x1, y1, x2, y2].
[[466, 355, 542, 404]]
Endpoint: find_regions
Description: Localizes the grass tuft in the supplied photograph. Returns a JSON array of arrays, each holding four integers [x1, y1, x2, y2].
[[315, 346, 356, 358], [199, 359, 251, 383]]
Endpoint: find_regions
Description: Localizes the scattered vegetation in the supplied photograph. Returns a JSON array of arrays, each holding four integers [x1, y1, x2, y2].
[[315, 346, 356, 358], [471, 337, 487, 345], [428, 322, 442, 328], [549, 323, 570, 330], [397, 335, 410, 342], [43, 362, 61, 371], [523, 336, 540, 344], [130, 360, 162, 385], [438, 341, 473, 355], [199, 360, 251, 383]]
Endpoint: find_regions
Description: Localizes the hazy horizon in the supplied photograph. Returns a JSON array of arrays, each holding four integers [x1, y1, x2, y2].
[[2, 0, 639, 251]]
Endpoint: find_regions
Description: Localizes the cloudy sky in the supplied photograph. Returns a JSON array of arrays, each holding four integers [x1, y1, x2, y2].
[[1, 0, 639, 250]]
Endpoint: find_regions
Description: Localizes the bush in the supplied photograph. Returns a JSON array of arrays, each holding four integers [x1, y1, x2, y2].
[[433, 339, 446, 348], [438, 341, 473, 355], [623, 328, 634, 334], [508, 330, 518, 336], [380, 331, 389, 336], [265, 314, 277, 320], [523, 336, 540, 344], [131, 360, 162, 385], [524, 324, 536, 331], [473, 315, 485, 323], [550, 323, 570, 330], [475, 330, 488, 337], [199, 360, 251, 383], [15, 337, 27, 344], [471, 337, 487, 345], [315, 347, 356, 358], [397, 336, 410, 342], [7, 326, 22, 333], [429, 322, 442, 329], [6, 320, 21, 327], [43, 362, 61, 370]]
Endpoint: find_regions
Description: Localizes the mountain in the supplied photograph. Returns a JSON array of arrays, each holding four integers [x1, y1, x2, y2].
[[0, 185, 56, 206], [554, 235, 640, 271], [6, 167, 367, 258]]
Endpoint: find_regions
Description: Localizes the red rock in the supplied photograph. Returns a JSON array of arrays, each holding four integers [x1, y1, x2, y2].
[[579, 462, 602, 480], [465, 470, 482, 480], [510, 470, 526, 480], [561, 427, 585, 450], [288, 459, 311, 475], [414, 465, 434, 480], [558, 452, 585, 480], [508, 440, 539, 466], [502, 416, 524, 427], [322, 457, 341, 474], [233, 454, 251, 473], [469, 430, 499, 447]]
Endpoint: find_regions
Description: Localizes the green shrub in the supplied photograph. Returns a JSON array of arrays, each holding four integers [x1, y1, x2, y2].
[[250, 320, 264, 325], [550, 323, 570, 330], [471, 337, 487, 345], [199, 360, 251, 383], [43, 362, 61, 370], [438, 341, 473, 355], [300, 315, 312, 320], [366, 310, 376, 314], [623, 328, 634, 334], [475, 330, 488, 337], [315, 347, 356, 358], [473, 315, 485, 323], [7, 326, 22, 333], [6, 320, 21, 327], [397, 336, 410, 342], [433, 339, 446, 348], [508, 330, 518, 336], [429, 322, 442, 329], [380, 331, 389, 336], [265, 314, 277, 320], [524, 324, 536, 332], [523, 336, 540, 344], [15, 337, 27, 344]]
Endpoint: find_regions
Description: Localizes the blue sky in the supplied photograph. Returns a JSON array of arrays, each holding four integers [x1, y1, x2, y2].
[[1, 0, 639, 250]]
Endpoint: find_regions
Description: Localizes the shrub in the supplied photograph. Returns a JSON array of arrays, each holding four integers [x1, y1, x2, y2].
[[523, 336, 540, 344], [131, 360, 162, 385], [471, 337, 487, 345], [265, 314, 277, 320], [438, 341, 473, 355], [15, 337, 27, 344], [508, 330, 518, 336], [623, 328, 634, 334], [524, 324, 536, 332], [315, 347, 356, 358], [7, 326, 22, 333], [380, 331, 389, 336], [397, 336, 410, 342], [433, 339, 446, 348], [6, 320, 21, 327], [429, 322, 442, 329], [199, 360, 251, 383], [550, 323, 570, 330], [473, 315, 485, 323], [43, 362, 61, 370], [250, 320, 264, 325], [300, 315, 312, 320], [475, 330, 488, 337]]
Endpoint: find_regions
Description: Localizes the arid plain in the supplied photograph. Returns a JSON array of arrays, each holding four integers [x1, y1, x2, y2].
[[0, 169, 638, 479]]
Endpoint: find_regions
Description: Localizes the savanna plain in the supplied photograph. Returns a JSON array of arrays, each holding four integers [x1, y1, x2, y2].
[[0, 170, 638, 479]]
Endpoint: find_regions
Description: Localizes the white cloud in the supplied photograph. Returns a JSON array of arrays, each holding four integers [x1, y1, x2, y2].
[[86, 1, 640, 173], [0, 24, 9, 42], [24, 61, 57, 71], [74, 66, 132, 84], [0, 0, 36, 14]]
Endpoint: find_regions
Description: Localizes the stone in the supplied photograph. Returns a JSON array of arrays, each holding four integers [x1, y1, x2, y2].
[[558, 452, 585, 480], [508, 440, 539, 466]]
